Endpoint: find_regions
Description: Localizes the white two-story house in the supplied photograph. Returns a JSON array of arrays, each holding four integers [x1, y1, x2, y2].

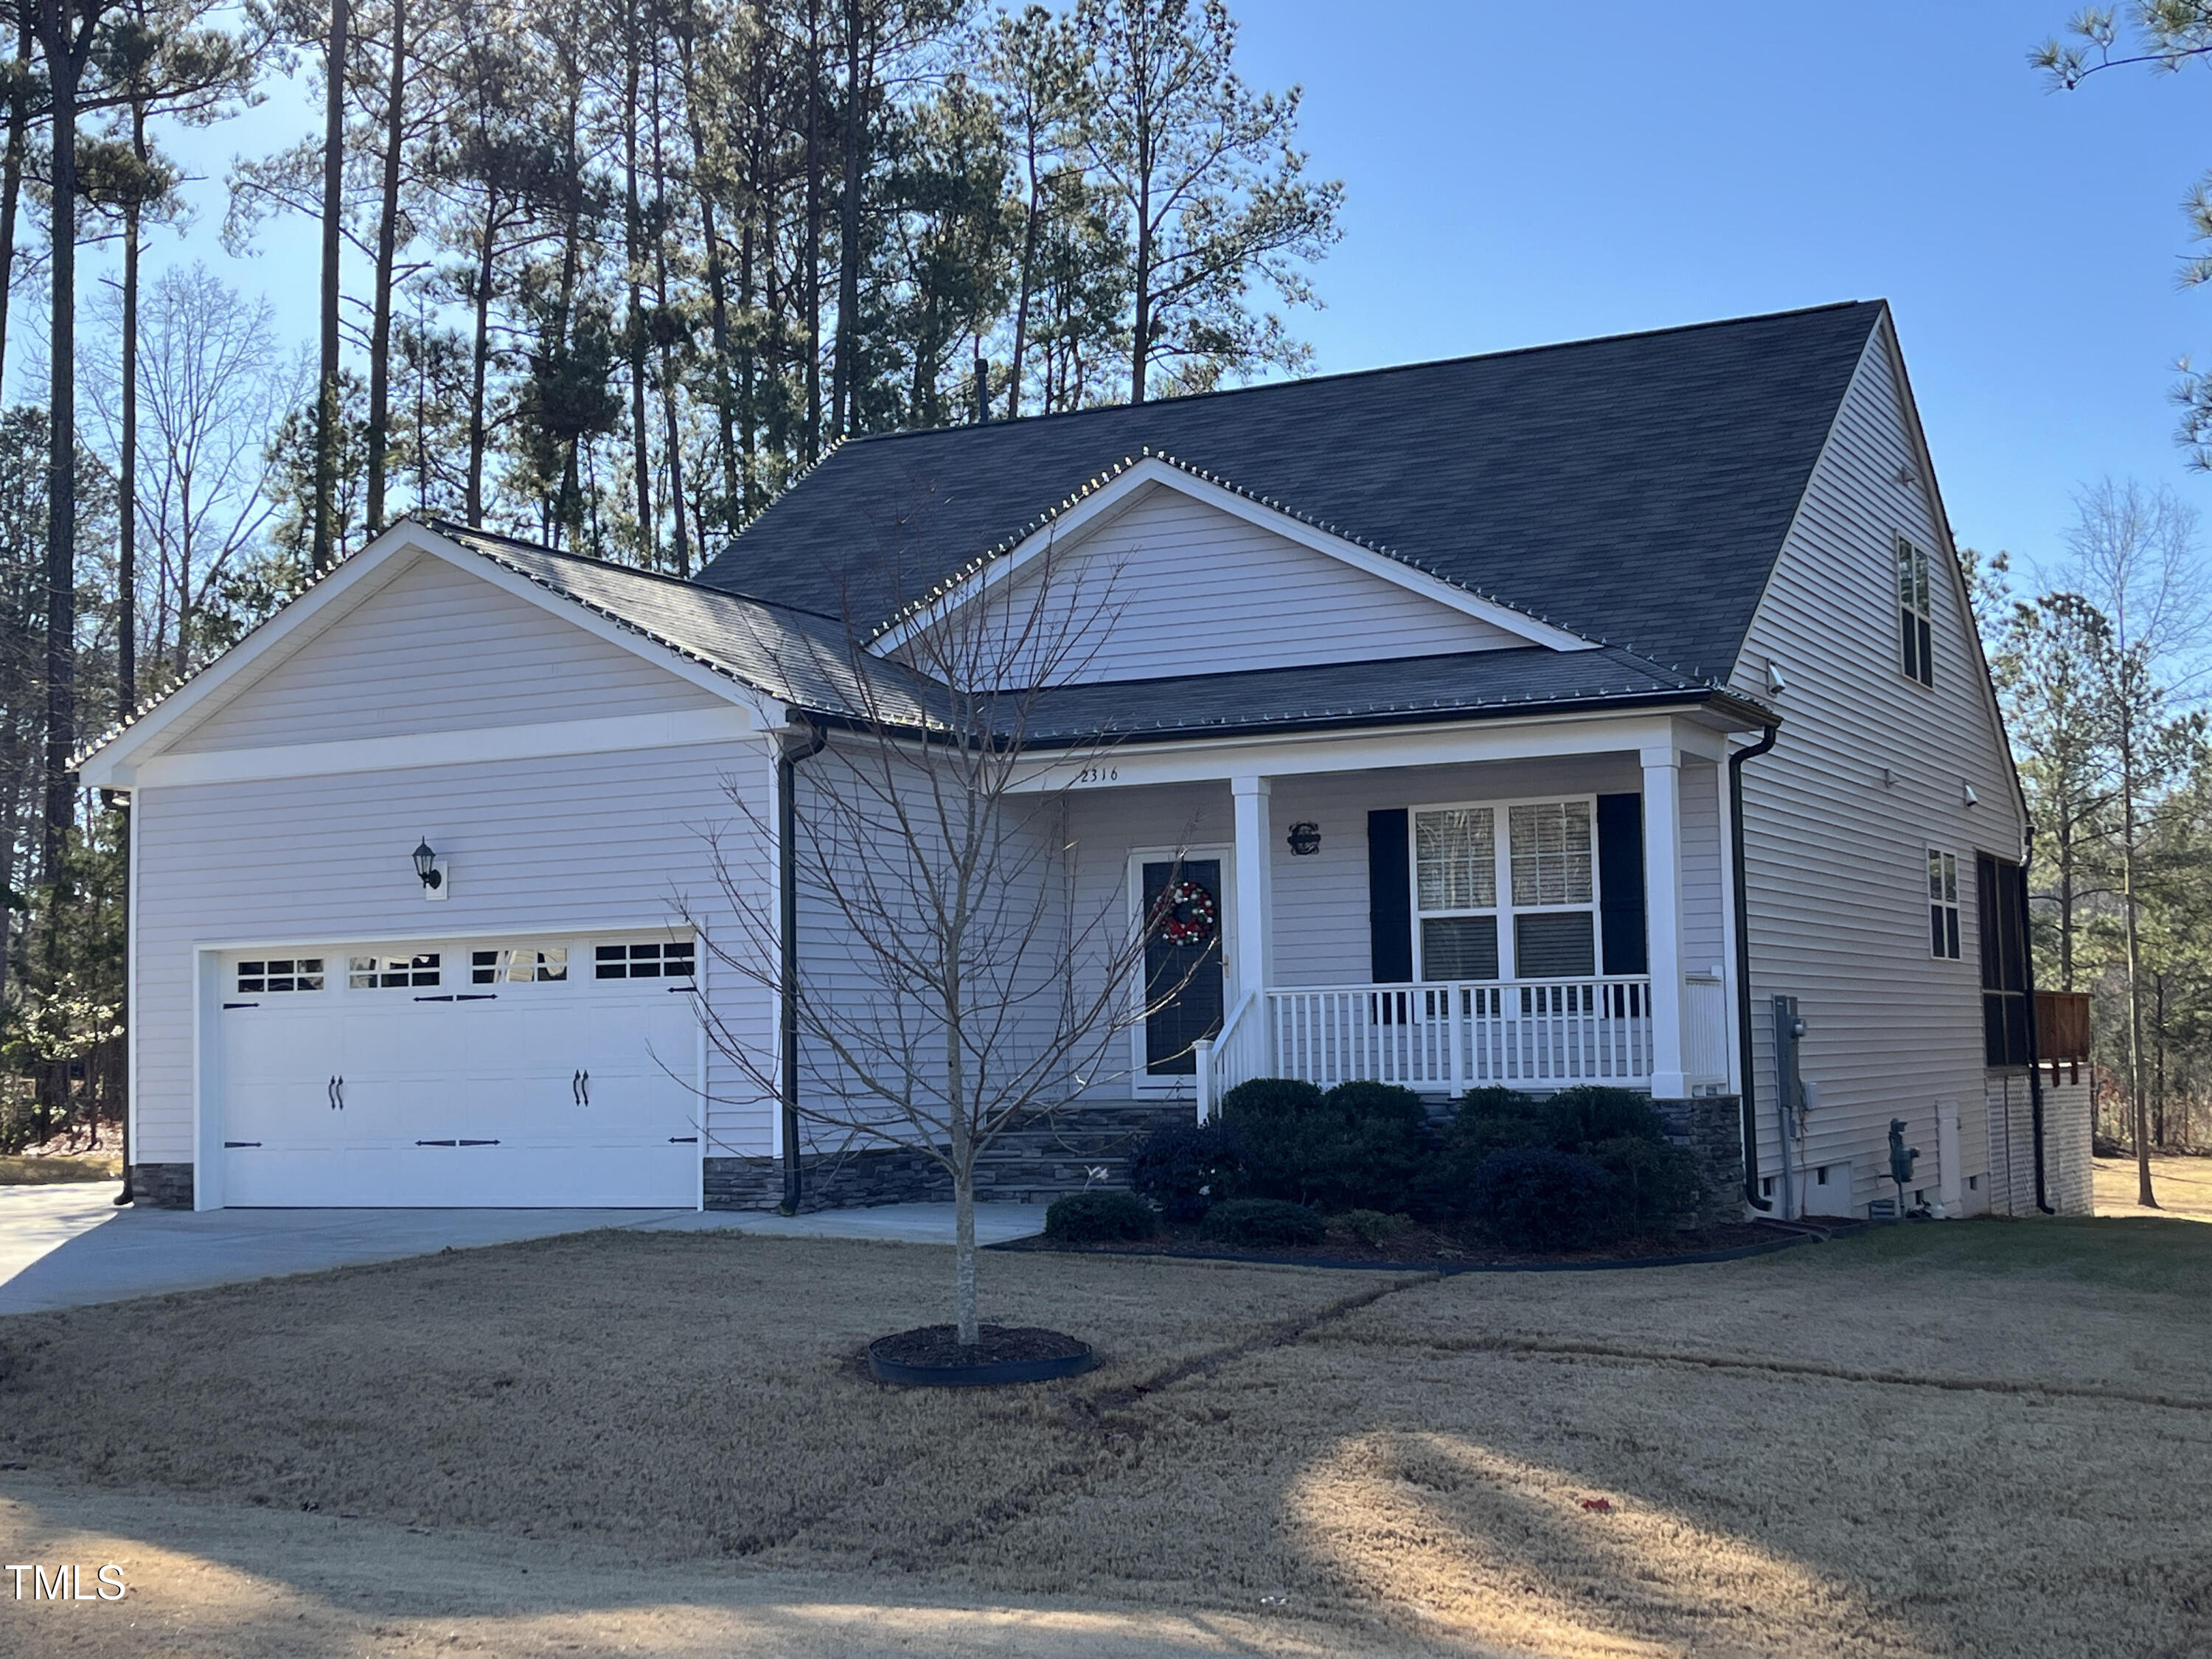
[[76, 300, 2093, 1220]]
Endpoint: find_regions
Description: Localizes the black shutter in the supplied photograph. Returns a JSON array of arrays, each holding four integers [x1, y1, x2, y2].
[[1368, 809, 1413, 984], [1596, 793, 1647, 975]]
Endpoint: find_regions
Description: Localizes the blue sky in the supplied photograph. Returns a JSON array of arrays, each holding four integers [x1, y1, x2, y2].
[[119, 0, 2212, 580]]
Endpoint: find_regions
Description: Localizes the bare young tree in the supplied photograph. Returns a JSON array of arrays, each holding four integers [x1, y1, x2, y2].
[[83, 262, 296, 688], [696, 539, 1191, 1346], [2061, 478, 2212, 1208]]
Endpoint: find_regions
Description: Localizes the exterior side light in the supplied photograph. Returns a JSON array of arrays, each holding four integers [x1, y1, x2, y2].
[[413, 838, 443, 891], [1286, 821, 1321, 857]]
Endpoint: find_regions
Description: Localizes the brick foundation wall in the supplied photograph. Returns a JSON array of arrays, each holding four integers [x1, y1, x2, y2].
[[126, 1163, 194, 1209]]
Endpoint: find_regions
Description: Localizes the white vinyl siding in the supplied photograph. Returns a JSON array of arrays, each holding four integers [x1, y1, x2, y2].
[[163, 552, 726, 754], [934, 484, 1526, 688], [1729, 314, 2026, 1219], [130, 738, 775, 1169]]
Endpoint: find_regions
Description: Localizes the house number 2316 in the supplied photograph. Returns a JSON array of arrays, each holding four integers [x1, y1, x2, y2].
[[1076, 765, 1119, 785]]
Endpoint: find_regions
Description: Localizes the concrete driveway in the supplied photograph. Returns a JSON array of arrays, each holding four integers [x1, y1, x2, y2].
[[0, 1184, 1045, 1315]]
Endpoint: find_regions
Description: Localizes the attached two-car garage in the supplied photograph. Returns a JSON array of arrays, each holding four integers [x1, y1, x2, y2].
[[214, 930, 703, 1208]]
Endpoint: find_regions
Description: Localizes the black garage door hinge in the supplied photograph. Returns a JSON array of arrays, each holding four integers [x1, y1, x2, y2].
[[223, 1001, 260, 1009], [223, 1141, 262, 1148], [669, 1136, 698, 1143]]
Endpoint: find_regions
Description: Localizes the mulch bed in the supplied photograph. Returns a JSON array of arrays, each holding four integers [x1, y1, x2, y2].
[[997, 1218, 1818, 1273], [867, 1324, 1092, 1367]]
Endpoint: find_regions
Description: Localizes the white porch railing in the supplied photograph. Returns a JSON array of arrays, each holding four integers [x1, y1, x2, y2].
[[1197, 977, 1663, 1112]]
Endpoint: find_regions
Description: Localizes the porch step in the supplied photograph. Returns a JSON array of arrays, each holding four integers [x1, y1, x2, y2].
[[971, 1099, 1191, 1203]]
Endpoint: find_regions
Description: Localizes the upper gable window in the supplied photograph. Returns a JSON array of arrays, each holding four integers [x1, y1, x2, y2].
[[1897, 535, 1933, 688]]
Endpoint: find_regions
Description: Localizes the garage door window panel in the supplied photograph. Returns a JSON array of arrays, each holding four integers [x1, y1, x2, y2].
[[237, 958, 324, 994], [595, 940, 695, 980], [349, 953, 441, 989], [473, 946, 569, 984]]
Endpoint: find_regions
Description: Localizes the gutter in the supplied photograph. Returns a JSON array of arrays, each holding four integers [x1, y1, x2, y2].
[[1730, 723, 1779, 1211], [776, 716, 827, 1213], [2019, 828, 2053, 1214]]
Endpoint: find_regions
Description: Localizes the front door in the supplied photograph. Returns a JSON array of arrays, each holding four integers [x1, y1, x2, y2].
[[1142, 858, 1225, 1076]]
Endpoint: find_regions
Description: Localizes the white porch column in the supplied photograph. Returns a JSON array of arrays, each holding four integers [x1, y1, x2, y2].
[[1640, 743, 1687, 1099], [1231, 775, 1273, 1003]]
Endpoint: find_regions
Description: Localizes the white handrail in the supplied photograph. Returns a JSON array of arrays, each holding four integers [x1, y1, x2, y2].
[[1197, 990, 1265, 1122]]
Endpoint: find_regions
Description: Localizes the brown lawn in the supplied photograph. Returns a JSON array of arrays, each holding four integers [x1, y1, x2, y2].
[[1, 1220, 2208, 1658], [2096, 1150, 2212, 1220], [0, 1152, 122, 1186]]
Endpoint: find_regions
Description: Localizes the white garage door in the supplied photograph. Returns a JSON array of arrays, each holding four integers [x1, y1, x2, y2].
[[217, 932, 700, 1207]]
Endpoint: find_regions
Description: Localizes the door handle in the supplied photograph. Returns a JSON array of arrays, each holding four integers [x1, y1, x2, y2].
[[571, 1069, 580, 1105], [578, 1070, 589, 1107], [334, 1075, 344, 1110]]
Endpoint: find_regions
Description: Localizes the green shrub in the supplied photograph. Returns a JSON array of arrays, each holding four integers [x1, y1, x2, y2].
[[1128, 1120, 1244, 1222], [1589, 1135, 1702, 1234], [1045, 1190, 1157, 1242], [1337, 1208, 1414, 1247], [1198, 1197, 1327, 1247], [1465, 1148, 1613, 1252], [1321, 1079, 1428, 1129], [1540, 1086, 1668, 1152], [1217, 1077, 1325, 1119], [1222, 1077, 1430, 1213]]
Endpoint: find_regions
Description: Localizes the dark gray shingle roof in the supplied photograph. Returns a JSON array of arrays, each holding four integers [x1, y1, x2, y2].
[[695, 302, 1885, 681], [1015, 645, 1745, 746]]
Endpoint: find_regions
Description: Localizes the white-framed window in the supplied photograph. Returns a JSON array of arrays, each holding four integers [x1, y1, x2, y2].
[[471, 945, 569, 984], [348, 952, 440, 990], [237, 958, 324, 994], [1927, 848, 1961, 960], [1898, 535, 1933, 687], [1411, 798, 1599, 981], [594, 939, 695, 981]]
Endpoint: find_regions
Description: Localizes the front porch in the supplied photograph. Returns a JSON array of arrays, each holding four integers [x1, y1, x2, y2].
[[1030, 706, 1752, 1116]]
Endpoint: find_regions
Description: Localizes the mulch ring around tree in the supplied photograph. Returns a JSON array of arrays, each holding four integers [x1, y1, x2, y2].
[[995, 1218, 1836, 1274], [866, 1323, 1099, 1387]]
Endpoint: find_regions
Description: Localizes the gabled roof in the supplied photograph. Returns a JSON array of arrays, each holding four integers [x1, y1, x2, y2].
[[696, 301, 1887, 681], [426, 522, 928, 722], [72, 521, 933, 777]]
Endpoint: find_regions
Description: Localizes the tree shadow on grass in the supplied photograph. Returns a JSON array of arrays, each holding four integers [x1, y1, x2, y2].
[[1285, 1430, 1919, 1658]]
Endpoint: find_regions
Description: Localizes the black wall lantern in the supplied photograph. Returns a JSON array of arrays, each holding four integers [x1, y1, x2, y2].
[[413, 838, 443, 891], [1286, 821, 1321, 857]]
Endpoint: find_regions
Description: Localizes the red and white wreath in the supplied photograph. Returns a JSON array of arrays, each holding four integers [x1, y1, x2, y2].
[[1152, 880, 1218, 947]]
